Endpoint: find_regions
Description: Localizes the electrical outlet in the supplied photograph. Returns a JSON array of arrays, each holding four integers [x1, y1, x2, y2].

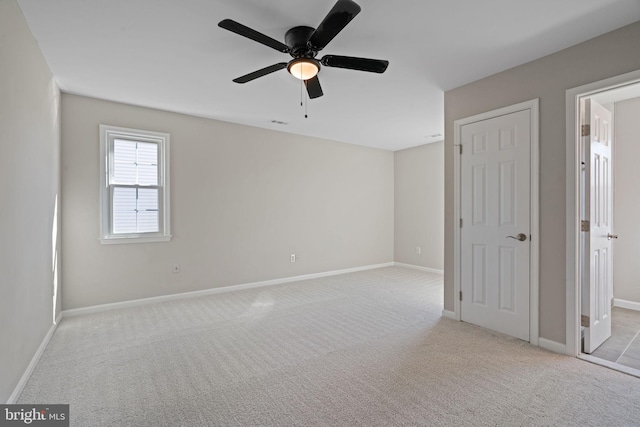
[[290, 254, 296, 263], [416, 247, 421, 255], [172, 264, 181, 273]]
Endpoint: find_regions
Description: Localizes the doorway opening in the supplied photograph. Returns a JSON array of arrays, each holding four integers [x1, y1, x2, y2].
[[566, 70, 640, 377]]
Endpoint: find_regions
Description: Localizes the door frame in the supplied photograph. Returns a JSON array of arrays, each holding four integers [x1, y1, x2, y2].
[[565, 69, 640, 357], [453, 98, 540, 345]]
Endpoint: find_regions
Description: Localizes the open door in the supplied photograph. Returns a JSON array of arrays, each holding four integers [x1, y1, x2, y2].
[[582, 98, 613, 353]]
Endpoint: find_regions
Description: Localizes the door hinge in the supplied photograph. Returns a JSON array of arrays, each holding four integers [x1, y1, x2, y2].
[[581, 315, 590, 327], [460, 218, 463, 228], [459, 145, 463, 155], [459, 291, 463, 301], [581, 124, 590, 137], [581, 220, 590, 232]]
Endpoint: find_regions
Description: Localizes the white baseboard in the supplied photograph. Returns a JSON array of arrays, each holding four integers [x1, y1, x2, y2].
[[442, 309, 456, 320], [613, 298, 640, 312], [393, 262, 444, 275], [63, 262, 395, 317], [7, 313, 63, 404], [538, 337, 567, 355]]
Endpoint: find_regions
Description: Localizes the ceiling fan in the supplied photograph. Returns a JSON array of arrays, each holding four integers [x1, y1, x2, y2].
[[218, 0, 389, 99]]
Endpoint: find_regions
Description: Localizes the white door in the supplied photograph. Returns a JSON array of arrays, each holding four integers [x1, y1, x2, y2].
[[582, 98, 613, 353], [460, 109, 531, 341]]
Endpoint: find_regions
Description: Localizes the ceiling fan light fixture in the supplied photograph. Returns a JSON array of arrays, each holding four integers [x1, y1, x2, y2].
[[288, 58, 320, 80]]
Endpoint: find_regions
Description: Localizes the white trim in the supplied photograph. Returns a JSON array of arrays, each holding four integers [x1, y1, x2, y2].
[[579, 354, 640, 379], [529, 101, 540, 347], [393, 262, 443, 275], [99, 235, 172, 245], [453, 115, 462, 321], [63, 263, 394, 317], [538, 337, 567, 355], [7, 314, 63, 404], [442, 310, 456, 320], [565, 69, 640, 357], [453, 98, 540, 344], [613, 298, 640, 312]]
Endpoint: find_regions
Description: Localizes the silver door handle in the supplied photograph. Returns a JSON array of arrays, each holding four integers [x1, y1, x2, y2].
[[506, 233, 527, 242], [607, 234, 619, 240]]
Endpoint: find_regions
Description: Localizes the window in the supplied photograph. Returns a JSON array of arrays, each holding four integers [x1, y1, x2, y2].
[[100, 125, 171, 244]]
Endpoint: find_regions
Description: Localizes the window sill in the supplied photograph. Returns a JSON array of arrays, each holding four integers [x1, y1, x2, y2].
[[100, 235, 172, 245]]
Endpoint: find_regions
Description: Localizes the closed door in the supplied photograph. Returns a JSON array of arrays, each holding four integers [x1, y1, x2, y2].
[[582, 98, 613, 353], [460, 109, 531, 341]]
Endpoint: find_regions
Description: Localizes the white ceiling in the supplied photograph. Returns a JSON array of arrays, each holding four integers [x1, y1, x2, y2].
[[16, 0, 640, 151]]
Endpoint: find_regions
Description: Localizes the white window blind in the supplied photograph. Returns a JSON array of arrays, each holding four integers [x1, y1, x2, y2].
[[111, 140, 159, 234]]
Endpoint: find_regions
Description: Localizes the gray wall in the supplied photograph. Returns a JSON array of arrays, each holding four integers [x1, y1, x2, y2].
[[0, 0, 61, 402], [444, 21, 640, 344], [394, 142, 444, 270], [614, 96, 640, 304], [61, 94, 394, 309]]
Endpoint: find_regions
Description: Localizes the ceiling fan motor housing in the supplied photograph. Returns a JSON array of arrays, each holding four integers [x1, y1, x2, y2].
[[285, 26, 317, 58]]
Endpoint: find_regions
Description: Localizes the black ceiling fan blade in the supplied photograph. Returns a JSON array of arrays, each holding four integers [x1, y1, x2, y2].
[[321, 55, 389, 73], [305, 76, 324, 99], [232, 63, 288, 84], [308, 0, 361, 50], [218, 19, 290, 53]]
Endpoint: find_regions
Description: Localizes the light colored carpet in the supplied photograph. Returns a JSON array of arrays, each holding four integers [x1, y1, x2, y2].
[[19, 267, 640, 426]]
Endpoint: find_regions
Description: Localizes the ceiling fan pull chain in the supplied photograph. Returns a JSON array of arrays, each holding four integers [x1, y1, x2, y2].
[[299, 78, 308, 119]]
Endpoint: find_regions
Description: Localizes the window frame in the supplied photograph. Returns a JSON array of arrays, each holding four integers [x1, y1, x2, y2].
[[99, 124, 171, 244]]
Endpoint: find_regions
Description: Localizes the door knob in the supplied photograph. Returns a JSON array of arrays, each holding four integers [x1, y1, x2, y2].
[[607, 234, 619, 240], [506, 233, 527, 242]]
